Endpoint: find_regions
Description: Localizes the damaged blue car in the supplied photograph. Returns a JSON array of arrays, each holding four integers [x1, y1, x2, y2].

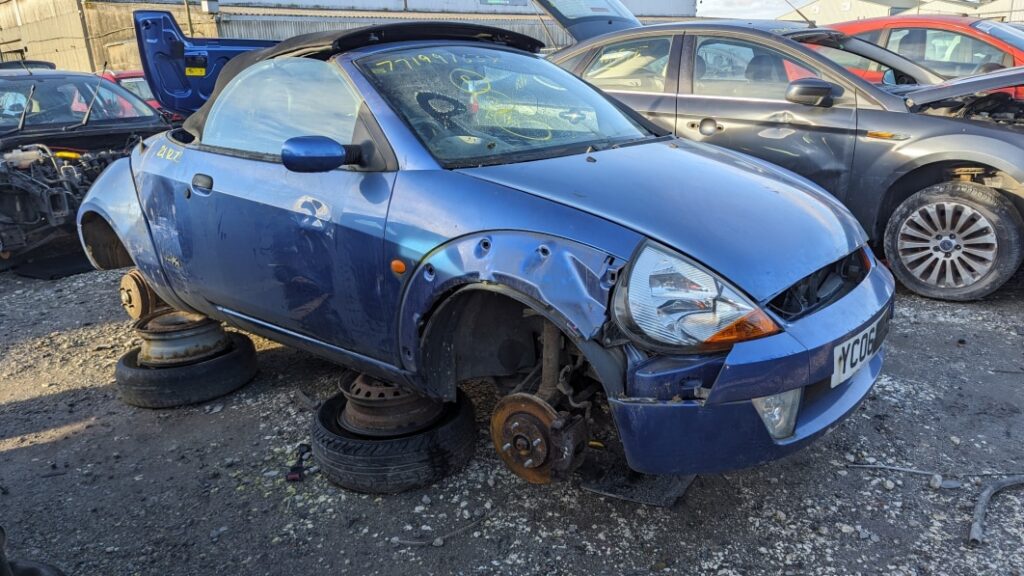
[[77, 12, 894, 494]]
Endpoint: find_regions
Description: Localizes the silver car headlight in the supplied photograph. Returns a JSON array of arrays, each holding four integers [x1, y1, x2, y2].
[[612, 242, 780, 353]]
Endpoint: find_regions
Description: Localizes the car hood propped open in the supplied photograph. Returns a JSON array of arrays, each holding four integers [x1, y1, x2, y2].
[[905, 66, 1024, 108], [459, 139, 867, 302]]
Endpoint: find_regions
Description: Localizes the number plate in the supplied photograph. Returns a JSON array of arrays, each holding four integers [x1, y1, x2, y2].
[[831, 311, 889, 388]]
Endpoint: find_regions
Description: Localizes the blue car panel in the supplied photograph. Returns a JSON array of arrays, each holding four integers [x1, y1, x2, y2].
[[76, 15, 898, 479]]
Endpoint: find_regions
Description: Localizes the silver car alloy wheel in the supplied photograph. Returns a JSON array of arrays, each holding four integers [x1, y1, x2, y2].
[[896, 201, 998, 289]]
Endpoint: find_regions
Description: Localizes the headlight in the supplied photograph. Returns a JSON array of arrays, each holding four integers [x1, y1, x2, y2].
[[612, 242, 780, 352]]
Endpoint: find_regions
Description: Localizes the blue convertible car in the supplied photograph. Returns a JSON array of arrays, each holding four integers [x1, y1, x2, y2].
[[77, 12, 894, 492]]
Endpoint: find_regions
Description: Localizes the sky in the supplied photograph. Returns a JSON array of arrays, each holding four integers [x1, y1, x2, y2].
[[696, 0, 811, 19]]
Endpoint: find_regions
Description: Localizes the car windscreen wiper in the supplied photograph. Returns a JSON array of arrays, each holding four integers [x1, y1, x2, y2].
[[0, 83, 36, 140], [63, 73, 105, 133]]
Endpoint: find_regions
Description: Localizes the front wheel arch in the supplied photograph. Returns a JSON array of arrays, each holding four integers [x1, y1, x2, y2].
[[79, 211, 134, 270], [418, 284, 626, 402]]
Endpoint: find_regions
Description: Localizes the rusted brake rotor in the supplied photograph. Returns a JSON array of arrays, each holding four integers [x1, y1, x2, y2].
[[338, 374, 445, 437], [134, 309, 231, 367], [491, 393, 559, 484]]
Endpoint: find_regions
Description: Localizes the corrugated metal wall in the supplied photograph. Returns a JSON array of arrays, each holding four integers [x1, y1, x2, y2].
[[217, 12, 575, 47], [210, 0, 696, 17], [0, 0, 91, 69]]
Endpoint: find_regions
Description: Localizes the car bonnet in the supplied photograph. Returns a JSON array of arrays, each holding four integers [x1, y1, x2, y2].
[[905, 66, 1024, 108], [457, 139, 867, 303]]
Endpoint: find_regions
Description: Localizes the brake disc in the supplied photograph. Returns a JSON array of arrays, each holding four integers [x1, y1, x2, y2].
[[490, 393, 562, 484]]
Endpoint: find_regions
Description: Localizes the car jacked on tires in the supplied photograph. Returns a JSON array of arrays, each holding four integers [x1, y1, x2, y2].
[[77, 12, 895, 493]]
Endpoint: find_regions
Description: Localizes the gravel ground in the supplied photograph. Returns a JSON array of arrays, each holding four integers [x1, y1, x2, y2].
[[1, 267, 1022, 576]]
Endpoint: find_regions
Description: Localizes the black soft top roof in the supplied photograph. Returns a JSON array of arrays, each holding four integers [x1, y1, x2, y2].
[[184, 21, 544, 139]]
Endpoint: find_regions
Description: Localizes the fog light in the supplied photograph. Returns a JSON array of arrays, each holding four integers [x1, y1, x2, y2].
[[751, 387, 802, 439]]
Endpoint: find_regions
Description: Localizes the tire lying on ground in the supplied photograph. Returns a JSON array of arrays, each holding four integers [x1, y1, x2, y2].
[[312, 389, 476, 494], [114, 332, 258, 408], [884, 181, 1024, 301]]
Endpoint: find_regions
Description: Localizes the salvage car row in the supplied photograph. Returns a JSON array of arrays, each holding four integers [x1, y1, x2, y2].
[[55, 1, 1024, 496]]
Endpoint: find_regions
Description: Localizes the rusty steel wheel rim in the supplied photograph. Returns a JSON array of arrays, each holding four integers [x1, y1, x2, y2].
[[338, 374, 444, 437], [490, 393, 559, 485], [133, 310, 231, 368], [897, 201, 997, 289]]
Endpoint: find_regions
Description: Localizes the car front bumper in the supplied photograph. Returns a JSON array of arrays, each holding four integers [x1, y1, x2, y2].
[[608, 256, 896, 475]]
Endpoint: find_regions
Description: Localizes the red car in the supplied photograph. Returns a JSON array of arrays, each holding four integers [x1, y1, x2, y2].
[[833, 15, 1024, 94], [99, 70, 185, 122]]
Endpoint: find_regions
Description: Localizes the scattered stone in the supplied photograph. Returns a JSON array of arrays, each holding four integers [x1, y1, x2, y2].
[[431, 537, 444, 547], [421, 495, 431, 505], [884, 479, 895, 490]]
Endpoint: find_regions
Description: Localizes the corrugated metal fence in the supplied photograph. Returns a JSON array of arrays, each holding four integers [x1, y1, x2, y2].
[[217, 13, 575, 48]]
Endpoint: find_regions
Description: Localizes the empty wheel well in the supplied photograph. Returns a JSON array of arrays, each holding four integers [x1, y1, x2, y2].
[[80, 212, 134, 270], [421, 289, 546, 399], [879, 161, 1024, 240]]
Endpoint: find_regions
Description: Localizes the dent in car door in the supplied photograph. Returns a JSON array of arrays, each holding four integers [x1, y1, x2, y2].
[[579, 34, 681, 133], [675, 34, 858, 198], [162, 149, 396, 359]]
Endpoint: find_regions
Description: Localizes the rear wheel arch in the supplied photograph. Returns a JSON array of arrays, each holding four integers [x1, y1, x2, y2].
[[79, 211, 134, 270]]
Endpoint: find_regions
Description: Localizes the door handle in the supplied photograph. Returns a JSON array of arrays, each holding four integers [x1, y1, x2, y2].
[[686, 118, 724, 136], [189, 173, 213, 198]]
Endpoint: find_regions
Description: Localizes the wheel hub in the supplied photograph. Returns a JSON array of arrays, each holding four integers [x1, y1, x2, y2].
[[338, 374, 444, 437], [119, 269, 164, 320], [490, 393, 567, 484], [896, 201, 997, 288], [134, 310, 230, 367]]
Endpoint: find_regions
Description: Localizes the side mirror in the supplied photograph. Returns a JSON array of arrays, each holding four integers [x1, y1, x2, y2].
[[281, 136, 361, 173], [882, 68, 897, 85], [785, 78, 836, 107]]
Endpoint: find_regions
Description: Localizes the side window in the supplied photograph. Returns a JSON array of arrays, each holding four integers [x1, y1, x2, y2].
[[203, 58, 362, 156], [694, 36, 818, 100], [853, 30, 882, 45], [556, 50, 592, 74], [886, 28, 1008, 73], [582, 36, 673, 93]]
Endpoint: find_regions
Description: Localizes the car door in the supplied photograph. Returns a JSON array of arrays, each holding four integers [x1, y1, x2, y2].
[[138, 57, 396, 359], [675, 33, 858, 198], [884, 27, 1012, 77], [578, 33, 681, 132]]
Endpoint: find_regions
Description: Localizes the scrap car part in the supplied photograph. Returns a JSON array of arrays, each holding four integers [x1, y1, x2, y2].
[[134, 309, 231, 367], [119, 268, 166, 320], [338, 374, 445, 437], [490, 393, 588, 484]]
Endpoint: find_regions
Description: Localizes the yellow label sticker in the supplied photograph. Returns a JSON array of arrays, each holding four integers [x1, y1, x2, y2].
[[185, 67, 206, 77]]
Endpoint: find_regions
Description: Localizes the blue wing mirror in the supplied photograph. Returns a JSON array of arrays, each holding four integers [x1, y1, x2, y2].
[[281, 136, 361, 173], [785, 78, 837, 107]]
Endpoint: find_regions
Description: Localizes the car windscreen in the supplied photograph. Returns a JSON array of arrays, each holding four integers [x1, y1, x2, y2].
[[358, 46, 653, 168], [974, 20, 1024, 53], [118, 77, 157, 102], [0, 76, 156, 130]]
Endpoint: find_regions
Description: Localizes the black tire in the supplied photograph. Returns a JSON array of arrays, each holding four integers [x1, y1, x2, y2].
[[312, 389, 476, 494], [115, 332, 258, 408], [884, 181, 1024, 301]]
